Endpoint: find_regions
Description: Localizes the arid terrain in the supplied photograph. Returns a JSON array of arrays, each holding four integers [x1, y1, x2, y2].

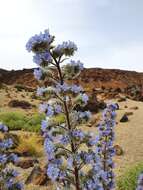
[[0, 68, 143, 89], [0, 68, 143, 190]]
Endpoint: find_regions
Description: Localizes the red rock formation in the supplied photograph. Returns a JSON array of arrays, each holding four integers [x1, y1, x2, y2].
[[0, 68, 143, 90]]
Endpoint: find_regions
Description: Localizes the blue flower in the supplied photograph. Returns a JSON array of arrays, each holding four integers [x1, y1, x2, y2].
[[136, 173, 143, 190], [55, 83, 70, 93], [0, 138, 13, 150], [72, 129, 85, 140], [54, 41, 77, 56], [47, 105, 54, 116], [0, 154, 7, 164], [79, 111, 91, 120], [8, 153, 19, 163], [71, 85, 83, 93], [37, 87, 46, 96], [67, 156, 73, 168], [34, 68, 43, 80], [94, 103, 117, 189], [39, 103, 48, 112], [54, 104, 62, 114], [33, 52, 52, 65], [80, 93, 89, 104], [47, 163, 60, 181], [69, 60, 84, 70], [41, 120, 48, 132], [0, 123, 8, 132], [26, 29, 54, 52], [60, 135, 70, 145], [44, 138, 55, 159]]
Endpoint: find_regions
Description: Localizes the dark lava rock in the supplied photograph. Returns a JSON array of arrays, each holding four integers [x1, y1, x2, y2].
[[125, 111, 133, 116], [16, 148, 35, 157], [8, 100, 32, 109], [118, 97, 126, 102], [25, 166, 50, 186], [114, 145, 124, 156], [130, 106, 139, 110], [115, 103, 120, 110], [120, 114, 129, 122], [15, 158, 39, 169]]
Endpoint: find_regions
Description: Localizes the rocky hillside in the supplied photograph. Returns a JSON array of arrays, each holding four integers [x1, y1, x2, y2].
[[0, 68, 143, 89], [0, 68, 38, 87]]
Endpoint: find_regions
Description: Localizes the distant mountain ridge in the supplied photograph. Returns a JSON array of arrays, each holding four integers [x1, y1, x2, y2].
[[0, 68, 143, 90]]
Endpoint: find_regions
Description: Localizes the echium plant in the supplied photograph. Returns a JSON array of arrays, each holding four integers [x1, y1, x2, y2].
[[26, 29, 117, 190], [136, 173, 143, 190], [94, 104, 116, 190], [0, 123, 23, 190]]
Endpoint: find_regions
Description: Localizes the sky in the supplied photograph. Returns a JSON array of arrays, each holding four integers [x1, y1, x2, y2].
[[0, 0, 143, 72]]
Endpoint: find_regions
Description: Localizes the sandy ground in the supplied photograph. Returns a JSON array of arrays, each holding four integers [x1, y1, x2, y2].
[[1, 86, 143, 189], [114, 99, 143, 177]]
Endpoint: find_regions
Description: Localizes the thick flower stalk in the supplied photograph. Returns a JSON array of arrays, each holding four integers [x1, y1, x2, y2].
[[94, 104, 117, 190], [136, 173, 143, 190], [26, 29, 117, 190], [0, 123, 23, 190]]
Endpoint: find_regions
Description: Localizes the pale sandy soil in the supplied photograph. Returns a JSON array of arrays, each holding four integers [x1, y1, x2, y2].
[[24, 99, 143, 190], [114, 99, 143, 177], [1, 86, 143, 189], [0, 86, 40, 113]]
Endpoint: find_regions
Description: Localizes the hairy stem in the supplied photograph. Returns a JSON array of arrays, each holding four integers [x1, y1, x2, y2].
[[54, 56, 81, 190]]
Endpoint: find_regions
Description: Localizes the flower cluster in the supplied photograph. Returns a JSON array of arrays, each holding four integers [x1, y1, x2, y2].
[[53, 41, 77, 57], [33, 68, 43, 80], [39, 103, 62, 116], [0, 123, 22, 190], [26, 30, 54, 53], [26, 29, 116, 190], [136, 173, 143, 190], [94, 104, 117, 189], [62, 60, 84, 79], [33, 52, 52, 66]]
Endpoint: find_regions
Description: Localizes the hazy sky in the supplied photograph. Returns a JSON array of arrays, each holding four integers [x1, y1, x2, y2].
[[0, 0, 143, 71]]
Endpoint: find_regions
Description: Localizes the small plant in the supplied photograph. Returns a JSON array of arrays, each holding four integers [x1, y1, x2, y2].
[[117, 162, 143, 190], [26, 29, 117, 190], [15, 133, 43, 157], [0, 112, 45, 132], [0, 123, 23, 190]]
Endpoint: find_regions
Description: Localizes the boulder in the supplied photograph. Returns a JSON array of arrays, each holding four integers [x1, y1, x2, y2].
[[114, 145, 124, 156], [118, 97, 126, 102], [125, 111, 133, 116], [15, 158, 39, 169], [120, 114, 129, 122], [25, 166, 50, 186], [130, 106, 139, 110], [16, 147, 35, 157], [115, 103, 120, 110], [8, 100, 32, 109]]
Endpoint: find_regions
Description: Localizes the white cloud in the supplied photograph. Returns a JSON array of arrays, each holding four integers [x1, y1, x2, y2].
[[94, 0, 113, 7], [0, 0, 143, 72], [84, 44, 143, 72]]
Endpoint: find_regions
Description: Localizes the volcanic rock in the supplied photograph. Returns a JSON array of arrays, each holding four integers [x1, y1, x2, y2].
[[8, 100, 32, 109], [15, 158, 39, 169], [114, 145, 124, 156], [25, 166, 50, 186], [120, 114, 129, 122]]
